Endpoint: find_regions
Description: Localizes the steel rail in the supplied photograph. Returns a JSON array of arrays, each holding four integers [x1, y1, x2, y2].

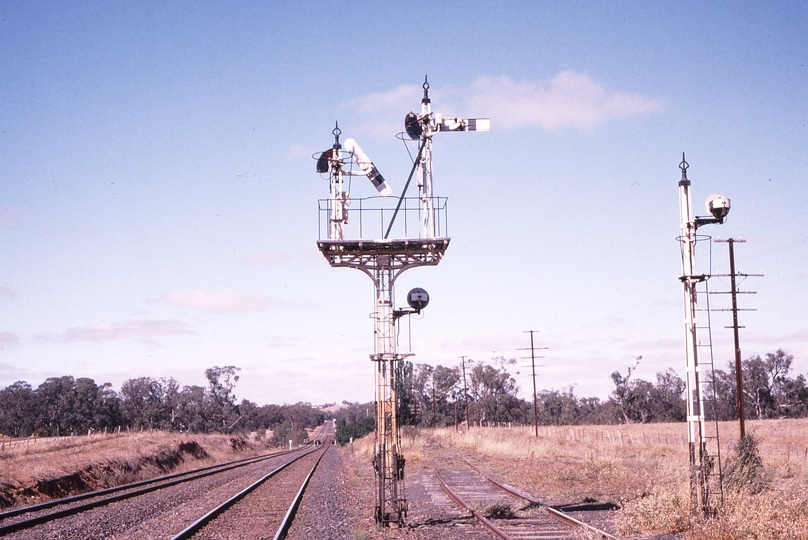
[[461, 458, 619, 540], [547, 507, 619, 540], [0, 445, 307, 523], [462, 458, 542, 505], [0, 430, 330, 536], [170, 444, 328, 540], [272, 443, 329, 540], [434, 467, 515, 540]]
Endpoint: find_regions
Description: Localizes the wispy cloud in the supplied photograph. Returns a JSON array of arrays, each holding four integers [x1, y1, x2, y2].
[[35, 320, 194, 343], [264, 335, 300, 348], [619, 337, 682, 351], [0, 205, 30, 227], [160, 289, 279, 313], [340, 72, 664, 136], [339, 83, 424, 137], [0, 332, 19, 349], [745, 328, 808, 355], [340, 84, 422, 136], [461, 73, 664, 132], [439, 334, 522, 357], [242, 251, 291, 267], [0, 361, 27, 380]]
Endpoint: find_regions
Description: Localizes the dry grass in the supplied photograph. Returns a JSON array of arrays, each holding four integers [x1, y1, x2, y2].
[[0, 430, 263, 508], [353, 419, 808, 538]]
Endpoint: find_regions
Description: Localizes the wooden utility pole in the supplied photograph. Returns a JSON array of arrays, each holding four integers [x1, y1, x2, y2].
[[431, 375, 436, 427], [713, 238, 762, 439], [460, 356, 470, 429], [728, 239, 746, 438], [519, 331, 547, 437]]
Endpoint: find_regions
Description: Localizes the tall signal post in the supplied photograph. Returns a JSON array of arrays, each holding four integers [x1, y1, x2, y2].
[[315, 79, 488, 526], [677, 154, 731, 516]]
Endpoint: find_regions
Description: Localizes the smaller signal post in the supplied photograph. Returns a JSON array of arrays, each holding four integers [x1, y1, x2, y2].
[[677, 153, 731, 516]]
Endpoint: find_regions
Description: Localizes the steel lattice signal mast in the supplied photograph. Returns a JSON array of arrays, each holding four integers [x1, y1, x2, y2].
[[677, 153, 730, 515], [315, 79, 488, 526]]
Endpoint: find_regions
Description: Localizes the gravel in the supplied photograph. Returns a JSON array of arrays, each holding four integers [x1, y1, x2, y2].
[[2, 433, 646, 539], [284, 443, 359, 540], [2, 452, 313, 539]]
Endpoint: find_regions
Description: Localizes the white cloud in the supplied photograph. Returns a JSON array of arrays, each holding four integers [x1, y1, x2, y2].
[[462, 73, 664, 132], [339, 84, 422, 137], [744, 328, 808, 359], [438, 333, 522, 358], [160, 289, 279, 313], [344, 84, 423, 117], [242, 251, 291, 267], [35, 320, 194, 343], [264, 335, 300, 348], [340, 72, 664, 136], [0, 332, 19, 349], [0, 361, 28, 380], [619, 337, 681, 351]]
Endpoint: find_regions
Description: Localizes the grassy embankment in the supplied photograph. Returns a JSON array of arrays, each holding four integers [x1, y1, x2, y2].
[[352, 419, 808, 539], [0, 431, 265, 509]]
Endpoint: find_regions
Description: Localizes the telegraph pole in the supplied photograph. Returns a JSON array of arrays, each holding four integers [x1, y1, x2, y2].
[[727, 238, 746, 438], [713, 238, 762, 439], [518, 331, 547, 437], [460, 356, 470, 429], [431, 375, 436, 427]]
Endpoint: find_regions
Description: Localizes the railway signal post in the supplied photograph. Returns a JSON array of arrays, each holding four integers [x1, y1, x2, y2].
[[677, 153, 730, 515], [315, 79, 488, 526]]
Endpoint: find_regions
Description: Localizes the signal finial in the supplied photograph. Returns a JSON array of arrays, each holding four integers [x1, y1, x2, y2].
[[679, 152, 690, 186], [422, 75, 430, 105]]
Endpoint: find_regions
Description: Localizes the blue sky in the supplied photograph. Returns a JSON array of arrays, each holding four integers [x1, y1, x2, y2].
[[1, 1, 806, 406]]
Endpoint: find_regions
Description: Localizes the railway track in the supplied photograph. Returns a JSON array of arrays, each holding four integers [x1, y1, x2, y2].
[[171, 443, 328, 540], [433, 460, 618, 540], [0, 424, 334, 539]]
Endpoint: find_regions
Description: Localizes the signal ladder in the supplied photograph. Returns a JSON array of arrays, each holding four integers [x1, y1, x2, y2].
[[693, 239, 724, 511]]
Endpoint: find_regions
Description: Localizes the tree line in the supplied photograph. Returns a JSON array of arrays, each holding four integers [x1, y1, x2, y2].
[[0, 365, 323, 445], [392, 349, 807, 428], [333, 401, 376, 445], [710, 349, 808, 421], [4, 349, 805, 442]]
